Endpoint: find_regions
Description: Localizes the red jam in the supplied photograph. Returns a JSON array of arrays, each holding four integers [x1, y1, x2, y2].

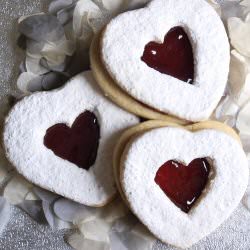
[[44, 111, 100, 170], [155, 158, 210, 213], [141, 27, 194, 83]]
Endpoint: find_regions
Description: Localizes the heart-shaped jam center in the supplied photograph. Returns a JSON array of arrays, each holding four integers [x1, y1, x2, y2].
[[141, 26, 194, 83], [44, 111, 100, 170], [155, 158, 210, 213]]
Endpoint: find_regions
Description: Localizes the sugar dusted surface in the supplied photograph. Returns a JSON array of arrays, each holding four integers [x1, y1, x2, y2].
[[1, 1, 250, 249], [3, 71, 138, 206], [121, 127, 249, 248], [101, 0, 230, 121]]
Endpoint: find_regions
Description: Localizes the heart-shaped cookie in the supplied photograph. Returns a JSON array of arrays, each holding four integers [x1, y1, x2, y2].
[[101, 0, 230, 121], [3, 71, 138, 206], [119, 123, 248, 248]]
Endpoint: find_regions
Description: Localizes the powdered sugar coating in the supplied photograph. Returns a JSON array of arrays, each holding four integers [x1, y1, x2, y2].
[[121, 127, 249, 248], [101, 0, 230, 122], [3, 71, 138, 206]]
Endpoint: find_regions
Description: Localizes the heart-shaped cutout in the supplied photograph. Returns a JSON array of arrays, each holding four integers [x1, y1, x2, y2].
[[155, 158, 210, 213], [101, 0, 230, 121], [121, 126, 248, 248], [141, 26, 194, 83], [44, 111, 100, 170]]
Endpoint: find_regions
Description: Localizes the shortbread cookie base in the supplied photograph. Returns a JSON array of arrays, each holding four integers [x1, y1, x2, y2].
[[114, 120, 241, 204], [90, 33, 187, 125]]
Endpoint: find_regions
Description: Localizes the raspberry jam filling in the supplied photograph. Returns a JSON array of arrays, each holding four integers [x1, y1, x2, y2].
[[155, 158, 210, 213], [141, 26, 194, 84], [44, 111, 100, 170]]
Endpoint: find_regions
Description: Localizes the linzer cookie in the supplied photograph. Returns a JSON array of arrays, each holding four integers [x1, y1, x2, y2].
[[3, 71, 138, 207], [91, 0, 230, 122], [117, 121, 248, 248]]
